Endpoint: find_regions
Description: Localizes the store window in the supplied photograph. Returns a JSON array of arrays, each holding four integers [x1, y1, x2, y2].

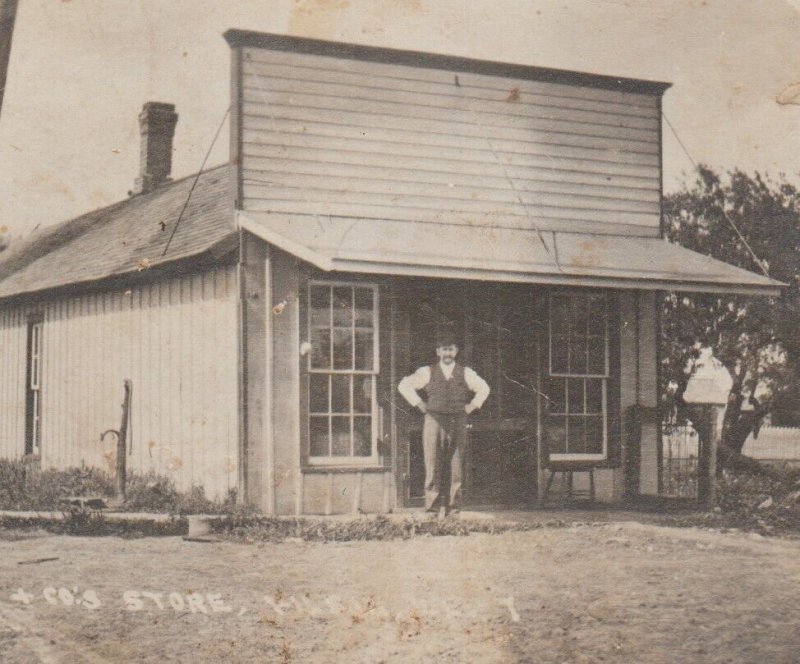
[[545, 293, 608, 461], [308, 283, 379, 464]]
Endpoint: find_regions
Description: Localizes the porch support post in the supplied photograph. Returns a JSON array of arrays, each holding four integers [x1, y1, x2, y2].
[[617, 291, 639, 500], [637, 290, 659, 496]]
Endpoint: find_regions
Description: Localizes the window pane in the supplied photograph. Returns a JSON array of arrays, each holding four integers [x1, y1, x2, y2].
[[353, 376, 372, 414], [332, 327, 353, 370], [569, 297, 588, 337], [310, 286, 331, 327], [568, 378, 585, 414], [331, 374, 350, 413], [551, 338, 568, 374], [545, 416, 567, 455], [310, 327, 331, 369], [568, 417, 587, 455], [332, 287, 353, 327], [354, 329, 374, 371], [309, 374, 329, 413], [586, 379, 603, 414], [353, 417, 372, 456], [354, 288, 374, 327], [569, 334, 588, 374], [587, 336, 606, 375], [310, 416, 330, 456], [586, 416, 604, 454], [588, 296, 607, 329], [551, 296, 569, 339], [331, 417, 351, 456], [545, 376, 566, 413]]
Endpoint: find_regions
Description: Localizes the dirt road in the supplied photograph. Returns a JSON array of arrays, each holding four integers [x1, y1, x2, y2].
[[1, 521, 799, 663]]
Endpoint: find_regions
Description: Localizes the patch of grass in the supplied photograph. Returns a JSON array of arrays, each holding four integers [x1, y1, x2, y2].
[[0, 513, 187, 538], [211, 513, 570, 543], [659, 470, 800, 536], [0, 460, 236, 515], [0, 460, 115, 511], [123, 471, 237, 515]]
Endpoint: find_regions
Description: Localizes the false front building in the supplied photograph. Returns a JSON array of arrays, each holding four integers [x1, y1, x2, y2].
[[0, 30, 781, 513]]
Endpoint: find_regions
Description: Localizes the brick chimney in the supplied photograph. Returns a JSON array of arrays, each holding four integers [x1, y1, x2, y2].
[[132, 102, 178, 195]]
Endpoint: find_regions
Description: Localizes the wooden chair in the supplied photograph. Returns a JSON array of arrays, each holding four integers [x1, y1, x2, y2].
[[540, 464, 595, 506]]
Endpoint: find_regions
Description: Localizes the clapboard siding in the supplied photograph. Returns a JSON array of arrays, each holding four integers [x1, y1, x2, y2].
[[242, 48, 660, 110], [0, 309, 26, 461], [242, 90, 659, 145], [242, 194, 658, 229], [239, 46, 662, 236], [242, 115, 660, 169], [241, 70, 661, 126], [0, 266, 239, 498]]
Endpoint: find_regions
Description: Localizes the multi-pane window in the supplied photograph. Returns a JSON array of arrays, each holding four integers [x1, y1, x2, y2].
[[308, 283, 379, 463], [545, 293, 608, 460], [25, 319, 43, 455]]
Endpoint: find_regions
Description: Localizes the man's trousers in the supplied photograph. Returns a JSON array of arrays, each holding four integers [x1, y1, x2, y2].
[[422, 412, 466, 510]]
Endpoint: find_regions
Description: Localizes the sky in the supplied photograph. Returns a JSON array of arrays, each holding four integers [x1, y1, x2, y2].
[[1, 0, 800, 240]]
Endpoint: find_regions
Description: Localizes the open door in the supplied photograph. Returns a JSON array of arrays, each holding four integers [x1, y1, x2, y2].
[[398, 281, 543, 507]]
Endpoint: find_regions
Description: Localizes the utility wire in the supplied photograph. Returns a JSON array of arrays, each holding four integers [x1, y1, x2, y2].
[[662, 111, 770, 278], [162, 106, 230, 257]]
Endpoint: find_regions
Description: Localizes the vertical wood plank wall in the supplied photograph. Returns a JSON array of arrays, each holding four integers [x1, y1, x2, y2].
[[241, 233, 271, 512], [0, 265, 240, 499], [269, 248, 302, 514]]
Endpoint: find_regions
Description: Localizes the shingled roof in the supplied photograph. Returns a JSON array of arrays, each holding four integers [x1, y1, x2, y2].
[[0, 165, 236, 300]]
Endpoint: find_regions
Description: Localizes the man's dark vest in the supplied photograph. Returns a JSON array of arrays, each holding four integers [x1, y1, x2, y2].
[[427, 363, 471, 414]]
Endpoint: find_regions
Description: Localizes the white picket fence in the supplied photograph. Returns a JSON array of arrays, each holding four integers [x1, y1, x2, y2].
[[741, 426, 800, 462], [663, 425, 800, 462]]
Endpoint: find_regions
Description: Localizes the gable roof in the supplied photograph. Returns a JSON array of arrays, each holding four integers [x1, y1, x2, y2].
[[0, 165, 236, 300]]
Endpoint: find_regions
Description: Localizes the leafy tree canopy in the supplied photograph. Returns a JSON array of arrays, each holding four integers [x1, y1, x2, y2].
[[663, 166, 800, 460]]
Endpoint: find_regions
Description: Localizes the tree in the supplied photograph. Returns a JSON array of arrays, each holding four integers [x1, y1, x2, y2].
[[662, 166, 800, 474]]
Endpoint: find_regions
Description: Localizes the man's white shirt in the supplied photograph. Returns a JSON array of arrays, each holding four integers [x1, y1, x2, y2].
[[398, 362, 490, 411]]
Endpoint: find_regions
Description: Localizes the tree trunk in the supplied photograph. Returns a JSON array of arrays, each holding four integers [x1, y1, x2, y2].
[[690, 403, 776, 478]]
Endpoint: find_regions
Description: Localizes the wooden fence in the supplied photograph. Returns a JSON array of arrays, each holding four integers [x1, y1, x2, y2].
[[662, 424, 800, 498]]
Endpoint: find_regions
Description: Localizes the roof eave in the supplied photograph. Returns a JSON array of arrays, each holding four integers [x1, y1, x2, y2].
[[0, 233, 239, 305], [223, 29, 672, 97], [323, 257, 783, 297]]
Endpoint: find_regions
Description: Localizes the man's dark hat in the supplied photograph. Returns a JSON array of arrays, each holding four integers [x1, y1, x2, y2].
[[435, 327, 459, 348]]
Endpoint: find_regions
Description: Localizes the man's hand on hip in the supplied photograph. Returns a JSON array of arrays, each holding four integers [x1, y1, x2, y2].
[[464, 403, 478, 415], [417, 401, 428, 414]]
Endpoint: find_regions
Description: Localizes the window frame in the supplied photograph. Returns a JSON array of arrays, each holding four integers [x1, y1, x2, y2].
[[25, 316, 44, 457], [546, 292, 609, 462], [306, 280, 380, 466]]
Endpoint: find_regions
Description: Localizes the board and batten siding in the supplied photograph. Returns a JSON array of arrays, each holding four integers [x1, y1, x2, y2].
[[237, 46, 662, 237], [0, 265, 239, 499]]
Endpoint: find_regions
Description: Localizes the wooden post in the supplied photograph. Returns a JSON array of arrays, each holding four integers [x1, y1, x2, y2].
[[697, 405, 722, 507], [116, 380, 132, 502], [0, 0, 19, 117], [683, 350, 732, 508]]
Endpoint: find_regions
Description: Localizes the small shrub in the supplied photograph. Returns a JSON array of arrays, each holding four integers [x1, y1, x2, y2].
[[0, 460, 115, 511], [123, 472, 238, 514], [0, 460, 235, 515], [123, 471, 181, 513], [661, 469, 800, 536]]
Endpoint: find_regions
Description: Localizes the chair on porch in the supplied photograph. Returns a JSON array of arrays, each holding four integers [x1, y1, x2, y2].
[[540, 463, 595, 506]]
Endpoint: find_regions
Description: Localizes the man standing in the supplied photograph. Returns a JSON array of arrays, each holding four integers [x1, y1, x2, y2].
[[398, 333, 490, 516]]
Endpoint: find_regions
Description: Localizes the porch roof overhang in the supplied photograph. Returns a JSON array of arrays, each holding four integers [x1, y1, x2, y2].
[[238, 211, 784, 297]]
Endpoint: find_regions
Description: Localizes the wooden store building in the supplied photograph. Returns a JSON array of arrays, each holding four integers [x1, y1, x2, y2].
[[0, 30, 780, 513]]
